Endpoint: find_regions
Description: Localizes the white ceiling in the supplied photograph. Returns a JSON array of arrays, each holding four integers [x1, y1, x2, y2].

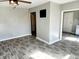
[[0, 0, 78, 8], [50, 0, 77, 4]]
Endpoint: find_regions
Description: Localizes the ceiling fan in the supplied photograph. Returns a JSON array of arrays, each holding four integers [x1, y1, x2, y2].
[[0, 0, 32, 5]]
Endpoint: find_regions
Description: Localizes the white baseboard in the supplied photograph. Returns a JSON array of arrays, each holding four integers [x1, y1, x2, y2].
[[0, 34, 59, 45], [48, 39, 60, 45], [36, 37, 60, 45], [0, 34, 31, 42], [36, 37, 51, 45]]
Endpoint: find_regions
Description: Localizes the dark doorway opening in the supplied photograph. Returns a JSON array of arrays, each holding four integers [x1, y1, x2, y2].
[[30, 12, 36, 36]]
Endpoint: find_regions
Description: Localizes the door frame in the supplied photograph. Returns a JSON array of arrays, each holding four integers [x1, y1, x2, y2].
[[30, 12, 37, 36], [60, 8, 79, 40]]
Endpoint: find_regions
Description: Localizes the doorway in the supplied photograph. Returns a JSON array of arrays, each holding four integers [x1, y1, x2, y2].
[[30, 12, 36, 36], [61, 10, 79, 41]]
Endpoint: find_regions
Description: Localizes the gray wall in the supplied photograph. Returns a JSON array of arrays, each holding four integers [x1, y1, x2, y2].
[[29, 2, 61, 44], [29, 2, 50, 42], [49, 2, 61, 43], [0, 6, 31, 40], [61, 1, 79, 10]]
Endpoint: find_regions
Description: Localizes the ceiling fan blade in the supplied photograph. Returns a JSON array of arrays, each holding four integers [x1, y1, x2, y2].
[[19, 1, 32, 4], [0, 0, 8, 2]]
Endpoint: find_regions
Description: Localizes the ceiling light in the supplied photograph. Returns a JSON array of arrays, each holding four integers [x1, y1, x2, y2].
[[9, 0, 19, 8]]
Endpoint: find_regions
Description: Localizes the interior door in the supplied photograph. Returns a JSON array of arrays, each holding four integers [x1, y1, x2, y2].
[[31, 12, 36, 36], [63, 12, 74, 33]]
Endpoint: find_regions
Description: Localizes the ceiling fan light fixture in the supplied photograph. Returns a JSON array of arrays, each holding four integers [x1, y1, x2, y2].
[[9, 0, 19, 5], [9, 0, 19, 8], [11, 1, 16, 4]]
